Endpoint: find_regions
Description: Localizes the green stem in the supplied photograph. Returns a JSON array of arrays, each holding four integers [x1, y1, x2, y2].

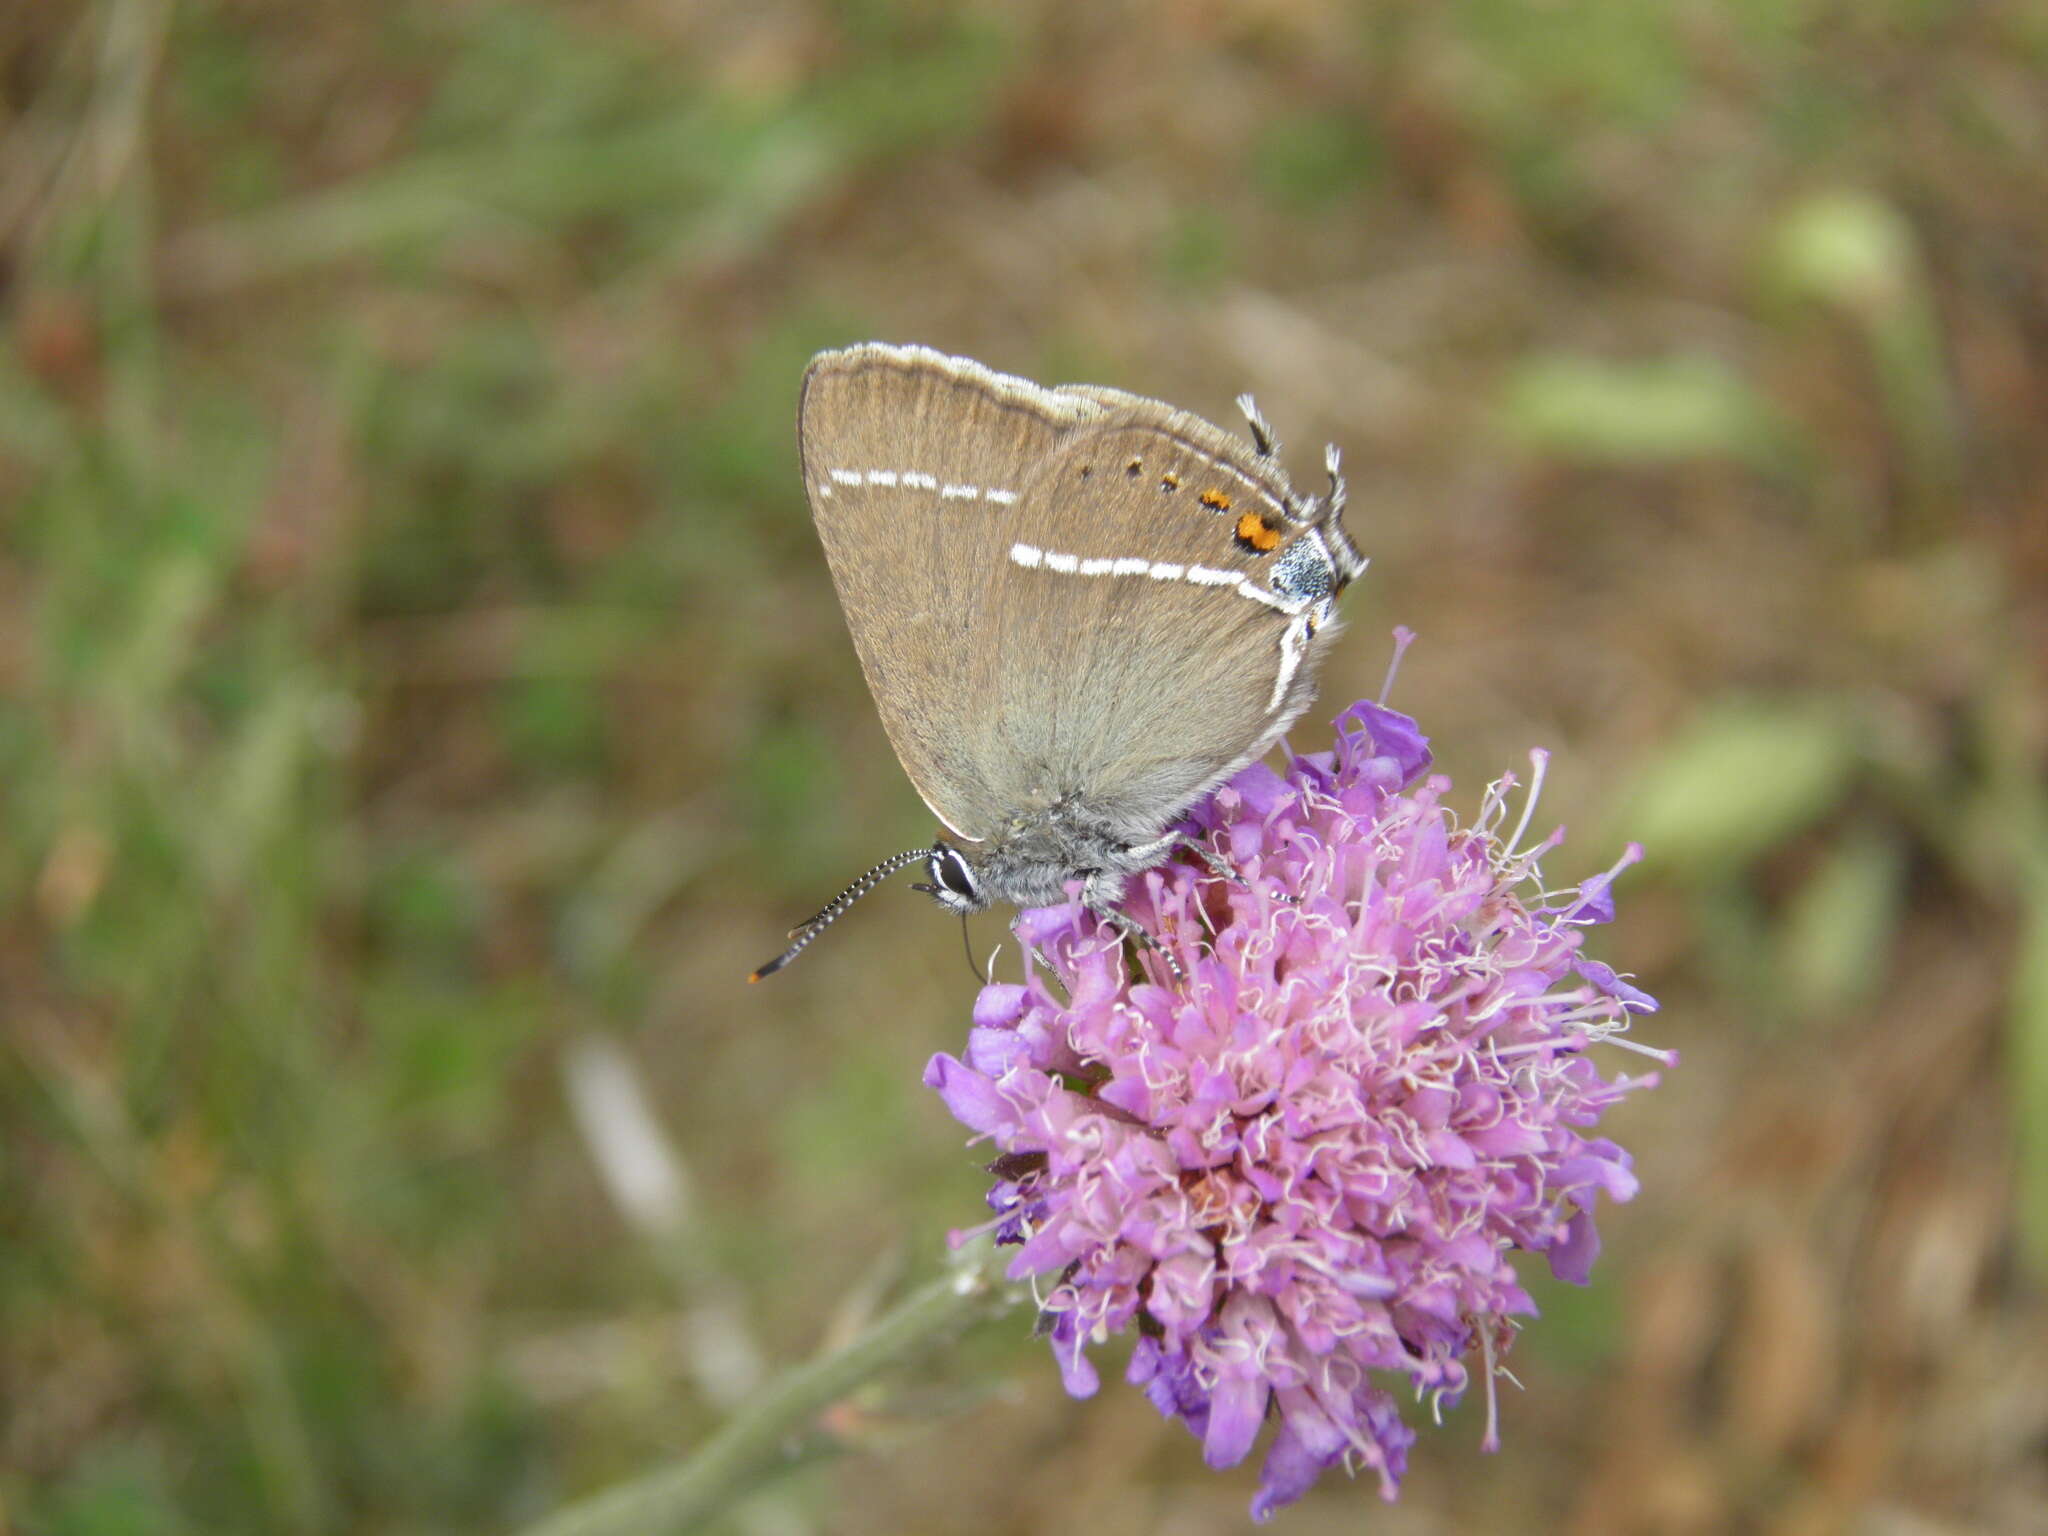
[[515, 1240, 1019, 1536]]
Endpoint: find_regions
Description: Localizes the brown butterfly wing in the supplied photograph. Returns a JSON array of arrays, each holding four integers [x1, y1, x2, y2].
[[800, 345, 1342, 846], [961, 411, 1340, 842], [799, 344, 1100, 840]]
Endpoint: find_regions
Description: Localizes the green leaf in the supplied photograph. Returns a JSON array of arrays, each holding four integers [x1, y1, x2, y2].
[[1498, 350, 1781, 466], [1619, 698, 1860, 878], [1777, 830, 1905, 1019], [1768, 189, 1919, 319]]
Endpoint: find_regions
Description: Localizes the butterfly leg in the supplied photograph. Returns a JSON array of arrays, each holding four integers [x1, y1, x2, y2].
[[1086, 833, 1252, 984], [1080, 870, 1187, 983], [1158, 829, 1306, 908], [1124, 827, 1246, 891], [1178, 834, 1246, 888]]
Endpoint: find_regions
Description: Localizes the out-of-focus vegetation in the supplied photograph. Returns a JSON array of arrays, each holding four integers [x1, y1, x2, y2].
[[3, 2, 2044, 1531]]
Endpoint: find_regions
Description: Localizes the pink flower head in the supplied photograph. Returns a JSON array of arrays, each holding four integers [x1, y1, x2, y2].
[[924, 699, 1670, 1519]]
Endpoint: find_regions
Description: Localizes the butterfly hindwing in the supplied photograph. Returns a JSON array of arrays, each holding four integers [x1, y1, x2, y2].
[[961, 416, 1338, 841]]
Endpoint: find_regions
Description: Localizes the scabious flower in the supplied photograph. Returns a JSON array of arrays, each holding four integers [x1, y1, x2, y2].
[[924, 694, 1670, 1519]]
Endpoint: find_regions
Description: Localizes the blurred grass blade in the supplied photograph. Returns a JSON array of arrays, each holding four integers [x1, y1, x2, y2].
[[163, 108, 803, 289], [558, 811, 707, 988], [562, 1033, 697, 1245], [2015, 844, 2048, 1277], [561, 1035, 766, 1407], [1768, 189, 1959, 529], [514, 1242, 1015, 1536], [160, 26, 1005, 295]]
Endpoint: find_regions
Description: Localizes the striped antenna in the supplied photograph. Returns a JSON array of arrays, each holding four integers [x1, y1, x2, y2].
[[748, 847, 933, 981]]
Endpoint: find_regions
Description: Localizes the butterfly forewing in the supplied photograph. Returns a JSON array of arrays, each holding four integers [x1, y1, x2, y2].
[[799, 345, 1098, 840]]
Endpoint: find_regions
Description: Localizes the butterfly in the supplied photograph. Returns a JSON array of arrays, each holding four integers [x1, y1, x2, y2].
[[752, 344, 1365, 979]]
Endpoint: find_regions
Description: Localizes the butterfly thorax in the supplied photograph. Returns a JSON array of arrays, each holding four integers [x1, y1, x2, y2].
[[924, 795, 1175, 915]]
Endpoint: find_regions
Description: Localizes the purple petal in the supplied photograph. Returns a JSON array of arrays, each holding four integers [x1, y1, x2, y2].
[[1548, 1207, 1602, 1283], [1250, 1416, 1333, 1522], [1330, 699, 1432, 786], [922, 1054, 1011, 1137], [1203, 1374, 1268, 1469], [1575, 957, 1660, 1012], [971, 983, 1029, 1029]]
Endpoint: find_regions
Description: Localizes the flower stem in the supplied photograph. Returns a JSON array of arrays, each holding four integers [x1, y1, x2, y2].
[[514, 1240, 1018, 1536]]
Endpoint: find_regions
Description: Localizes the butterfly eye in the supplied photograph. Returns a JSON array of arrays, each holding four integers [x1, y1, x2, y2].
[[931, 845, 980, 902]]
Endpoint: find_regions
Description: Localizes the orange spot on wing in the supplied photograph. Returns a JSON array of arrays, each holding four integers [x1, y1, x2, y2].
[[1235, 510, 1283, 552], [1199, 489, 1233, 511]]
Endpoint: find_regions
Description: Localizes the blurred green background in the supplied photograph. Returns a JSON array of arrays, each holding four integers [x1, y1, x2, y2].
[[5, 2, 2046, 1532]]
